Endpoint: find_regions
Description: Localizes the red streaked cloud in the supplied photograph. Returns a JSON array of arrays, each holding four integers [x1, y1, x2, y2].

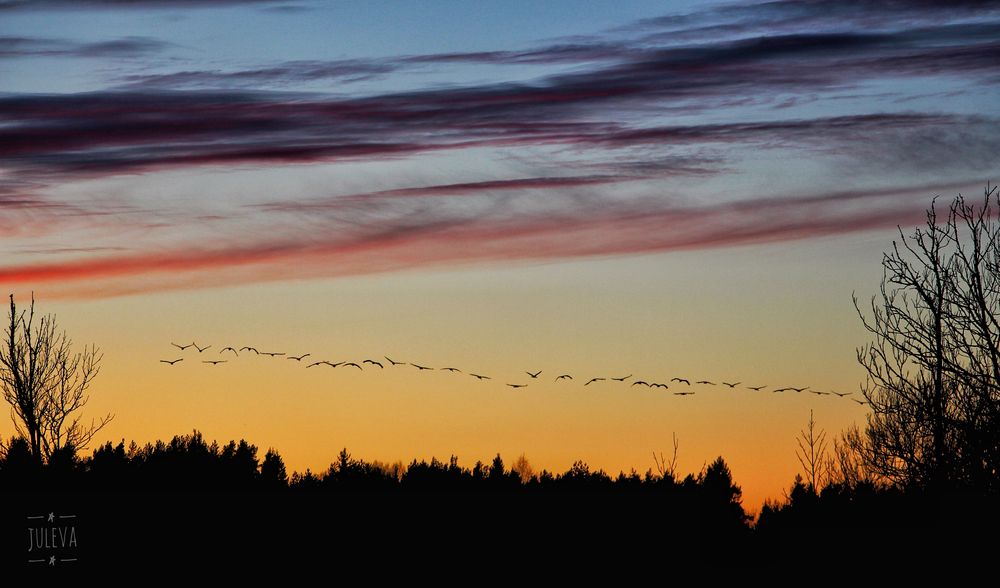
[[0, 181, 971, 299]]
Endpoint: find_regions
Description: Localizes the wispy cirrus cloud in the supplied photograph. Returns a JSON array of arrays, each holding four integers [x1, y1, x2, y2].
[[0, 0, 294, 10], [0, 36, 173, 58]]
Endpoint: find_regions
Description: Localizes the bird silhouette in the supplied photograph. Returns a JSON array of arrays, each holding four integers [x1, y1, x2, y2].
[[288, 353, 310, 361], [747, 385, 766, 391], [507, 383, 527, 389], [850, 398, 867, 405], [202, 360, 226, 365], [671, 378, 691, 385], [193, 343, 211, 353], [585, 377, 606, 386], [526, 370, 542, 378], [171, 342, 194, 351], [220, 347, 239, 356], [410, 363, 434, 371], [441, 367, 461, 372], [239, 346, 260, 354], [789, 386, 809, 393], [773, 387, 791, 393], [832, 391, 852, 397], [650, 383, 669, 389], [673, 391, 694, 396], [631, 380, 649, 387], [160, 358, 183, 365], [611, 374, 632, 382], [810, 390, 830, 396], [343, 362, 363, 370], [306, 361, 326, 368], [261, 352, 285, 357], [385, 356, 406, 366], [469, 373, 491, 380], [722, 381, 740, 388], [363, 359, 384, 369], [555, 374, 573, 381], [696, 380, 715, 385]]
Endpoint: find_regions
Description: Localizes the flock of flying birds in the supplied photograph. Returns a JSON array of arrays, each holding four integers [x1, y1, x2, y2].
[[160, 341, 867, 405]]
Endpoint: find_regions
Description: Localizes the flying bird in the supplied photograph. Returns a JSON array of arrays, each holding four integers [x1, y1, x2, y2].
[[202, 360, 226, 365], [171, 342, 194, 351], [773, 387, 791, 393], [671, 378, 691, 385], [789, 386, 809, 393], [323, 361, 345, 368], [239, 346, 260, 354], [810, 390, 830, 396], [160, 358, 183, 365], [441, 367, 461, 372], [193, 343, 211, 353], [696, 380, 715, 385], [631, 380, 649, 387], [673, 391, 694, 396], [526, 370, 542, 379], [747, 385, 767, 391], [306, 361, 326, 368], [555, 374, 573, 381], [611, 374, 631, 382], [385, 356, 406, 366], [343, 362, 363, 370], [261, 352, 285, 357], [650, 383, 669, 389], [410, 363, 434, 371], [469, 373, 491, 380], [722, 382, 740, 388], [507, 384, 527, 389], [585, 377, 606, 386], [363, 359, 384, 368], [288, 354, 311, 361], [220, 347, 239, 356], [851, 398, 867, 405], [832, 391, 852, 397]]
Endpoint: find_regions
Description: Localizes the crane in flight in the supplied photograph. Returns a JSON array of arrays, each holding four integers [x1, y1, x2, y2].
[[526, 370, 542, 379], [202, 360, 226, 365], [671, 378, 691, 385], [696, 380, 715, 385], [239, 346, 259, 354], [220, 347, 239, 356], [385, 356, 406, 366], [631, 380, 649, 387], [850, 398, 866, 405], [469, 373, 491, 380], [306, 361, 326, 368], [832, 391, 852, 397], [171, 342, 195, 351], [789, 386, 809, 393], [673, 391, 694, 396], [611, 374, 631, 382], [555, 374, 573, 381], [260, 352, 285, 357], [410, 363, 434, 371], [650, 383, 669, 389], [585, 377, 606, 386], [342, 362, 363, 370], [722, 381, 740, 388], [193, 343, 211, 353], [363, 359, 384, 368], [288, 353, 311, 361], [507, 383, 528, 389], [160, 358, 183, 365], [747, 385, 767, 391], [441, 367, 461, 373]]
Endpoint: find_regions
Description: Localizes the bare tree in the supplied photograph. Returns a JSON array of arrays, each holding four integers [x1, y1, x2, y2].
[[510, 452, 535, 484], [854, 183, 1000, 492], [795, 410, 829, 493], [0, 293, 112, 463], [653, 432, 680, 480]]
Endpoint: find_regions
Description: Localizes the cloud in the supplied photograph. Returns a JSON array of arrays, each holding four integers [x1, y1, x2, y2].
[[0, 35, 172, 58], [0, 180, 974, 299]]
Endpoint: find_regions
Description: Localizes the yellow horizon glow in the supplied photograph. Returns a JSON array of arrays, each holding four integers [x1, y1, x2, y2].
[[0, 229, 889, 510]]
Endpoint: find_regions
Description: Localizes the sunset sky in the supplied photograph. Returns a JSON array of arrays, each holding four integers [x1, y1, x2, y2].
[[1, 0, 998, 508]]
